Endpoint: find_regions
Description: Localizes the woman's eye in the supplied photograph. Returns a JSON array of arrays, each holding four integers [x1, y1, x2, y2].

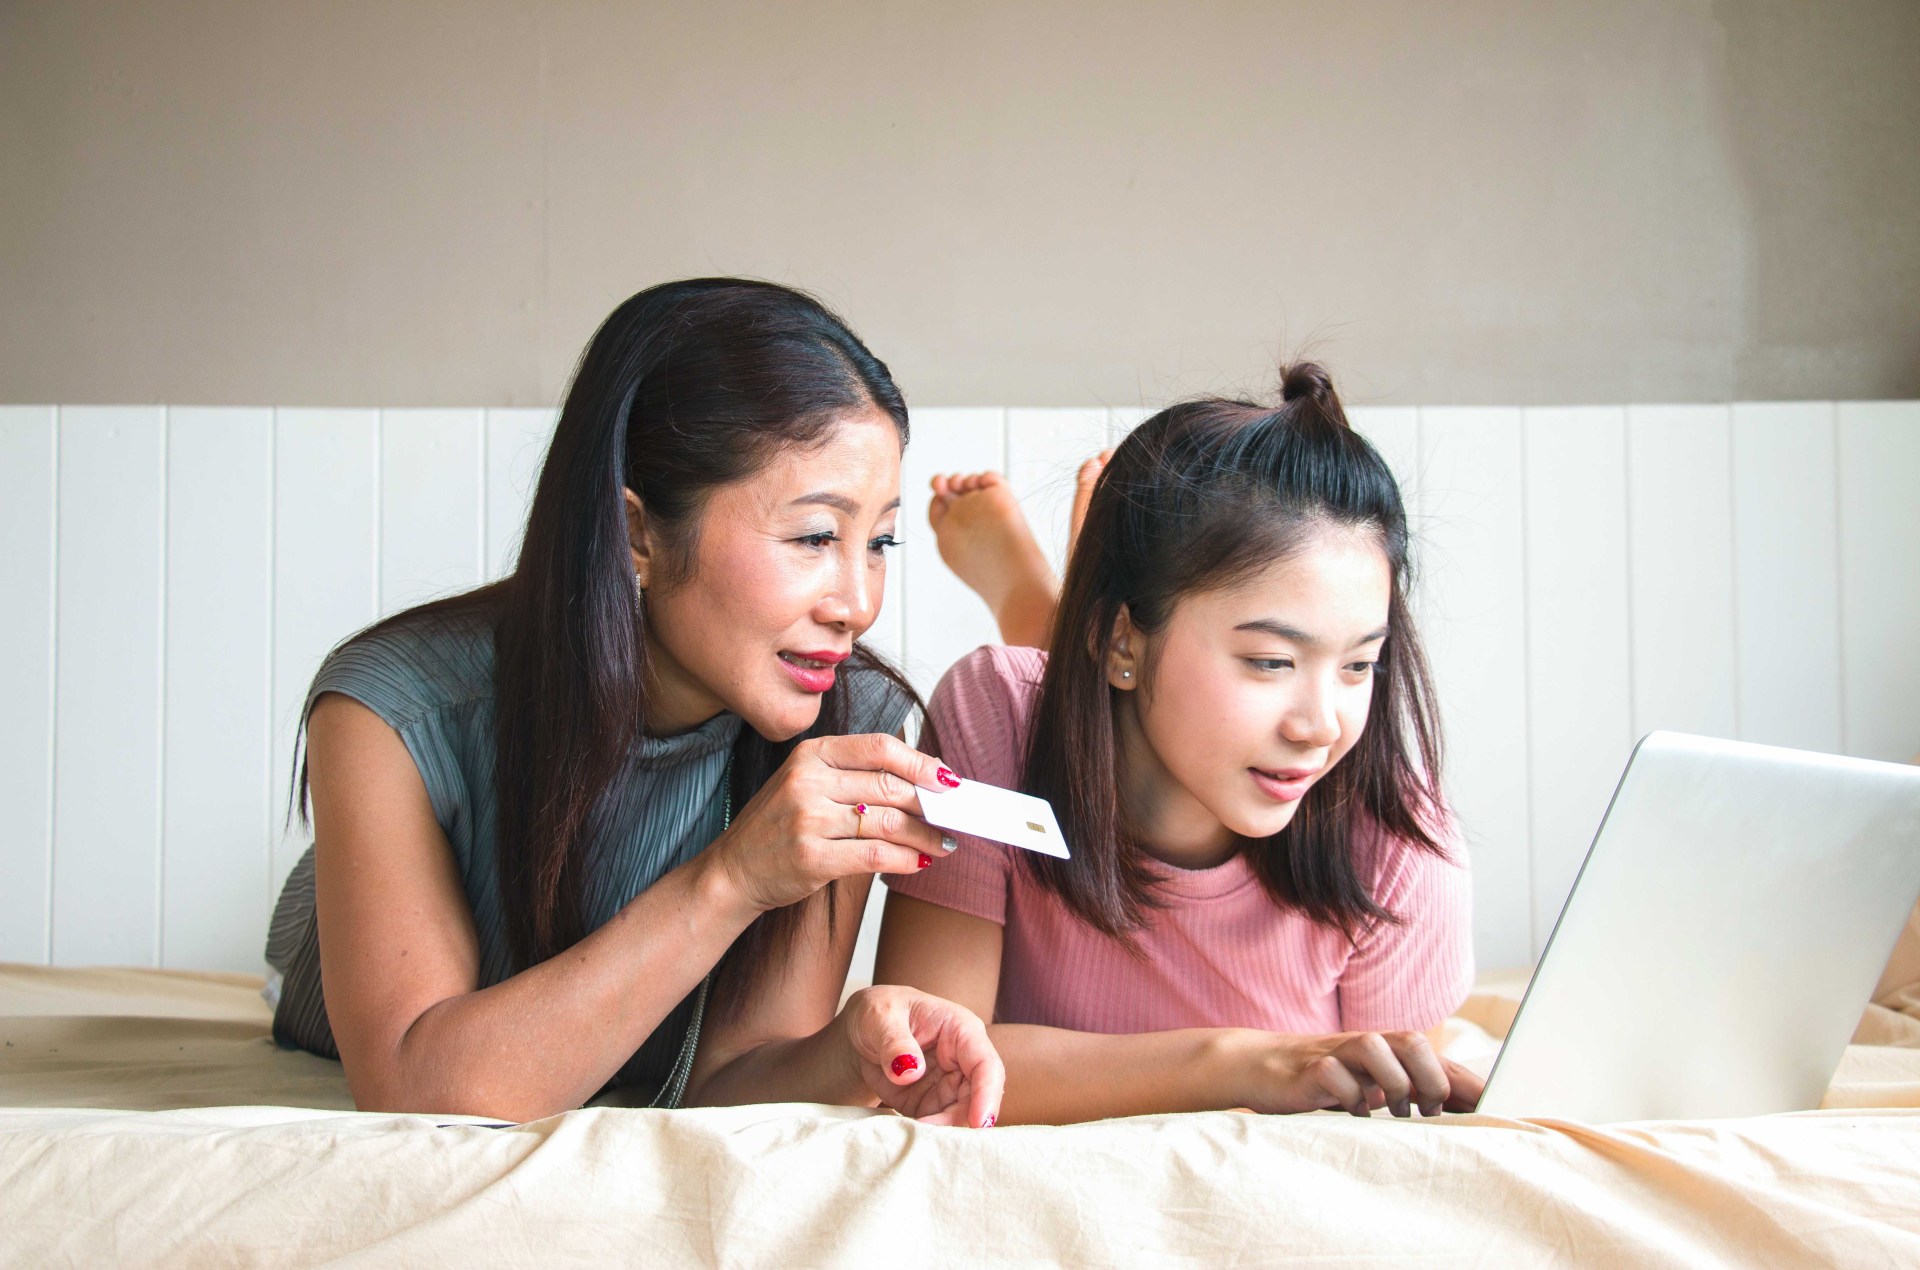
[[797, 532, 838, 549], [1248, 658, 1293, 672], [868, 535, 902, 554], [1348, 661, 1379, 675]]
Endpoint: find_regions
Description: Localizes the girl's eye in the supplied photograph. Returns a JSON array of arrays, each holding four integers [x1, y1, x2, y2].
[[1248, 658, 1293, 673], [868, 535, 902, 554]]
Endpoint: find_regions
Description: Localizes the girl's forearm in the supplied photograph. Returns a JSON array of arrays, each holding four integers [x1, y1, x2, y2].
[[361, 852, 762, 1121], [986, 1024, 1258, 1124]]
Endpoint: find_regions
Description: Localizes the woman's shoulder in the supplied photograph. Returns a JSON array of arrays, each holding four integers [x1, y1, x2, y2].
[[308, 604, 496, 733]]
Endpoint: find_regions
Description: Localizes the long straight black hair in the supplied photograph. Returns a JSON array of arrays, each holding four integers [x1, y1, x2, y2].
[[299, 278, 918, 1009], [1017, 362, 1446, 944]]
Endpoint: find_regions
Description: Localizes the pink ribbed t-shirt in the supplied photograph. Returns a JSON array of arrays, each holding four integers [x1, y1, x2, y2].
[[885, 645, 1474, 1034]]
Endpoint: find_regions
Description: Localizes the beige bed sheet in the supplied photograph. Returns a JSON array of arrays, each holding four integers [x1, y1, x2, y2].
[[3, 961, 1919, 1267]]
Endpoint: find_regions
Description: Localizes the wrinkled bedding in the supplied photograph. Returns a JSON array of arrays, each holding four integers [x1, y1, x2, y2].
[[3, 960, 1919, 1266]]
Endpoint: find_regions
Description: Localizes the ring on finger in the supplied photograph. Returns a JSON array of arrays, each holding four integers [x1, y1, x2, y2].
[[853, 802, 869, 838]]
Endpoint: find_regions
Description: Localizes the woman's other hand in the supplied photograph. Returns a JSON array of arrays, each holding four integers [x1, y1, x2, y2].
[[837, 985, 1005, 1128]]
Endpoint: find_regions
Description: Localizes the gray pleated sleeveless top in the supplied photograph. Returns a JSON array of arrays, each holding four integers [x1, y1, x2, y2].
[[264, 608, 911, 1104]]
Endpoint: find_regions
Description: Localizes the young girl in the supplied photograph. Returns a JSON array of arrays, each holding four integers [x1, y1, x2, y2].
[[876, 362, 1480, 1124]]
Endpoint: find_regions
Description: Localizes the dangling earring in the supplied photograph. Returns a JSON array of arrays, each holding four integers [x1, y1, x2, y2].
[[635, 573, 646, 605]]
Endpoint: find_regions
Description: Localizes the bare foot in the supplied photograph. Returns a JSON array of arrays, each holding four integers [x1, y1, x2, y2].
[[928, 472, 1059, 648], [1066, 449, 1113, 562]]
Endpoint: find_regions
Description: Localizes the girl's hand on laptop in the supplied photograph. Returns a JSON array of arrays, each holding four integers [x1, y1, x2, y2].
[[837, 984, 1006, 1128], [1233, 1030, 1482, 1117]]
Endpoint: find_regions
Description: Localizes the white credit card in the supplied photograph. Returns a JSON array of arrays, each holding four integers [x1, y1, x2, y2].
[[917, 776, 1071, 859]]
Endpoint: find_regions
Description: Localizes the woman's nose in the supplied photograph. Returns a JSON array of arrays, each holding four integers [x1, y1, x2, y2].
[[817, 553, 878, 630], [1280, 682, 1341, 748]]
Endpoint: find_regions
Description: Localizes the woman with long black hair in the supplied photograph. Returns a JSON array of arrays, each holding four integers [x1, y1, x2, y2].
[[265, 278, 1002, 1126]]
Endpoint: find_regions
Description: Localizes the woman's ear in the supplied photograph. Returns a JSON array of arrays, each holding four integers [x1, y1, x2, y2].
[[623, 487, 656, 589], [1106, 606, 1141, 690]]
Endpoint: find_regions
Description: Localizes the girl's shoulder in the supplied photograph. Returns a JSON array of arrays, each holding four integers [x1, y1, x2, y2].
[[924, 645, 1049, 784], [931, 644, 1047, 725], [939, 643, 1048, 697], [1350, 800, 1470, 907]]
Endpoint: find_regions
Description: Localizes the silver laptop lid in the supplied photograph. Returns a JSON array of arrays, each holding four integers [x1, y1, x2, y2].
[[1477, 731, 1920, 1124]]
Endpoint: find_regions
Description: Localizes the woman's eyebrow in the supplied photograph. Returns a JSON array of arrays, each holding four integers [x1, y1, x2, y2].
[[1234, 619, 1390, 649], [789, 493, 902, 515]]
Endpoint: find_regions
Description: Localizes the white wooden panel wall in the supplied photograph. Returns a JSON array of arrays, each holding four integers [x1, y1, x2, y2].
[[53, 407, 166, 965], [1413, 409, 1534, 970], [1839, 403, 1920, 762], [2, 402, 1916, 977], [164, 409, 272, 971]]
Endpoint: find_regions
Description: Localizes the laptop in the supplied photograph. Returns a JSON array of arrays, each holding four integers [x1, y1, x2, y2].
[[1474, 731, 1920, 1124]]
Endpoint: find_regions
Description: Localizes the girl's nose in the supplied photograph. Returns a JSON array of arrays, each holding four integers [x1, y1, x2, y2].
[[1281, 684, 1340, 748]]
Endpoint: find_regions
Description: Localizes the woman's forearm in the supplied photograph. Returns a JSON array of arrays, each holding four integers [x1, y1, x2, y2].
[[357, 852, 762, 1121], [987, 1024, 1257, 1124]]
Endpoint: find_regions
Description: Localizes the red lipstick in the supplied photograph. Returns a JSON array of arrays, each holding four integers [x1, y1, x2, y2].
[[777, 649, 849, 693]]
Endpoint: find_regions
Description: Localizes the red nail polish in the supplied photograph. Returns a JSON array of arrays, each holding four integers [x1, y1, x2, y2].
[[917, 853, 932, 869], [891, 1054, 919, 1077], [982, 1114, 996, 1128], [936, 767, 961, 788]]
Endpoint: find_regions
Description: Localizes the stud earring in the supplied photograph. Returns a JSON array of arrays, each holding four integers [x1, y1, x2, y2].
[[1120, 670, 1132, 679]]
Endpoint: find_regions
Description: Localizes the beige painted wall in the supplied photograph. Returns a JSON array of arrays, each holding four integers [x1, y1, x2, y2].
[[2, 1, 1916, 408]]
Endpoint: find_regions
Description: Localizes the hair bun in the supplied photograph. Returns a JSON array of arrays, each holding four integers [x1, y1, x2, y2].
[[1280, 361, 1335, 404]]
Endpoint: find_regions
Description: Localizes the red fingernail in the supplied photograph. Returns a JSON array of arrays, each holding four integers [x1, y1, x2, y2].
[[917, 853, 932, 869], [936, 767, 961, 788], [982, 1114, 996, 1128], [891, 1054, 919, 1077]]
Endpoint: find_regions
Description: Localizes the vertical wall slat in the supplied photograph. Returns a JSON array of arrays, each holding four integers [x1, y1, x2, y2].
[[1007, 408, 1112, 580], [1731, 403, 1844, 753], [1415, 407, 1532, 971], [1349, 406, 1422, 500], [271, 409, 379, 896], [0, 407, 58, 963], [1521, 408, 1635, 954], [1837, 402, 1920, 763], [483, 408, 557, 579], [52, 406, 166, 965], [163, 408, 273, 971], [1626, 405, 1738, 740], [379, 409, 484, 615], [898, 408, 1008, 703]]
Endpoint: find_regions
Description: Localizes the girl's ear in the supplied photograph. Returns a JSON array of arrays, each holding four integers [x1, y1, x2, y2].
[[1106, 605, 1141, 690], [623, 487, 657, 589]]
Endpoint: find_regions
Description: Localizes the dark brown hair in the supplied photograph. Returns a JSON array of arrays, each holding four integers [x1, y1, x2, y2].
[[299, 278, 918, 1010], [1018, 362, 1446, 944]]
